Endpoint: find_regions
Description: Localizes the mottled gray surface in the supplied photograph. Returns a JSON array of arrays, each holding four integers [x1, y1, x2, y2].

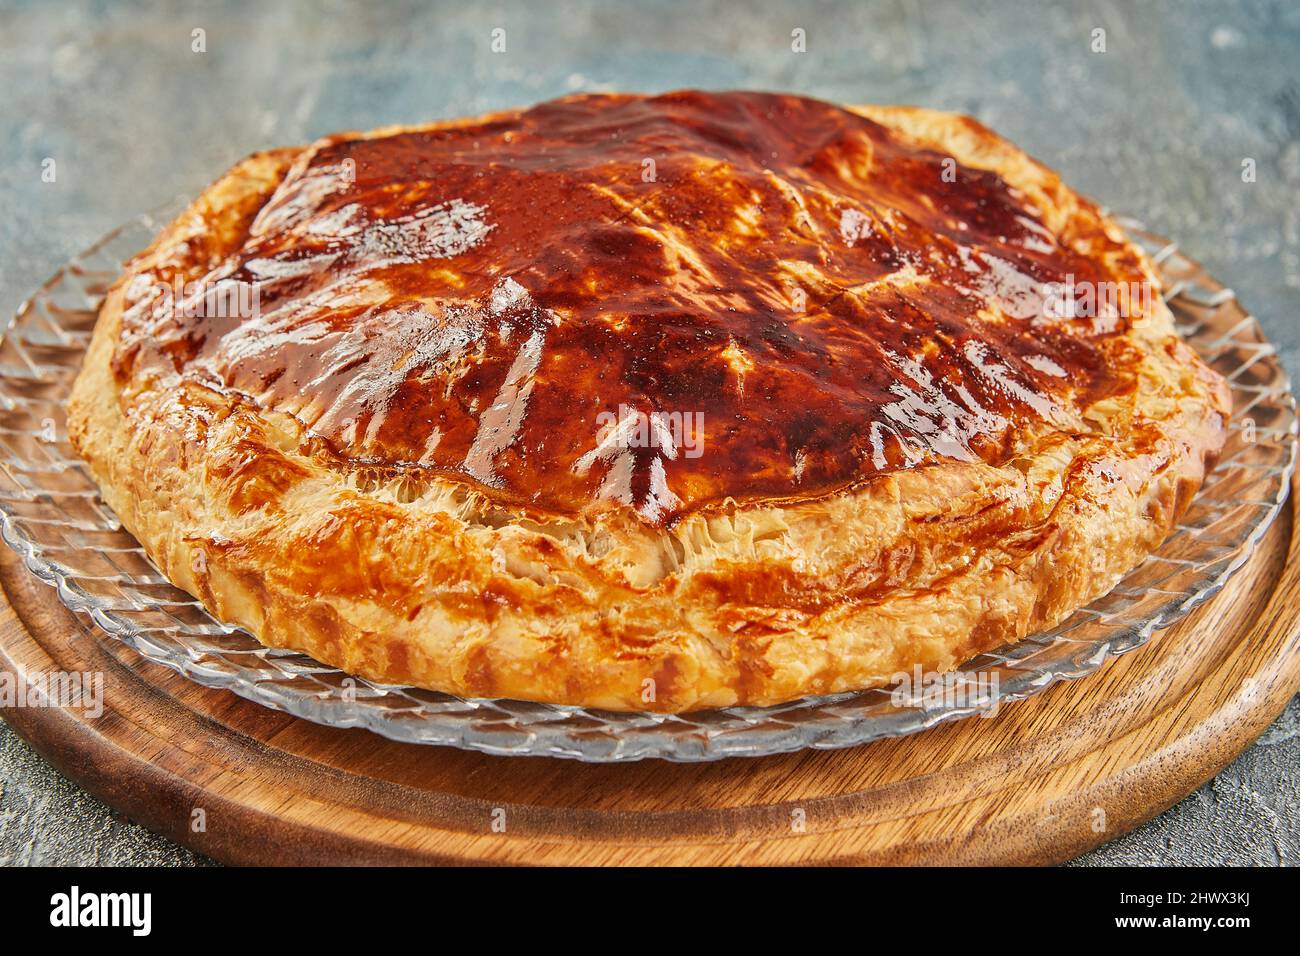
[[0, 0, 1296, 866]]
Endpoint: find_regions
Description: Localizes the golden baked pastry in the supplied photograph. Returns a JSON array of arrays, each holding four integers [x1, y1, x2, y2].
[[68, 91, 1230, 712]]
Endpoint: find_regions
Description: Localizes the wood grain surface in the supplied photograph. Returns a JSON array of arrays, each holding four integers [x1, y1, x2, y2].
[[0, 474, 1295, 866]]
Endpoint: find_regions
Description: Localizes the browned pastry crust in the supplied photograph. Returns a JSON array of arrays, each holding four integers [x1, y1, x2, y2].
[[68, 92, 1230, 711]]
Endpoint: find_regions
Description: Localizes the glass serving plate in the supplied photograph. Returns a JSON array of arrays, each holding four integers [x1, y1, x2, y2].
[[0, 201, 1294, 762]]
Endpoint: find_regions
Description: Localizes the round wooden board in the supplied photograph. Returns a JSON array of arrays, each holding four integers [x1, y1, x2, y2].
[[0, 475, 1296, 866]]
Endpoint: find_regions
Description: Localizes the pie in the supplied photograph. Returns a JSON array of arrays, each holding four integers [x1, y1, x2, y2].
[[68, 91, 1231, 712]]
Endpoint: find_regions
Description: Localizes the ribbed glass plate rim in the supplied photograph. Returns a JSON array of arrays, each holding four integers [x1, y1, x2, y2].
[[0, 200, 1294, 762]]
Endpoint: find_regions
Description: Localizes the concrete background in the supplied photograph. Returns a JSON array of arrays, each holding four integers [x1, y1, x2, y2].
[[0, 0, 1296, 865]]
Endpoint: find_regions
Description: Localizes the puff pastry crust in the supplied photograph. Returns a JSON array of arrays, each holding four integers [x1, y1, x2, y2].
[[69, 92, 1230, 711]]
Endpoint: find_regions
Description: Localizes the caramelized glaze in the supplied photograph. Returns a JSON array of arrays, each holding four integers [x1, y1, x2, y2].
[[115, 91, 1145, 525]]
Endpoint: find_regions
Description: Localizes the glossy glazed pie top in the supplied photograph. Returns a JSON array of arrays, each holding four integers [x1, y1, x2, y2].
[[113, 91, 1144, 525]]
